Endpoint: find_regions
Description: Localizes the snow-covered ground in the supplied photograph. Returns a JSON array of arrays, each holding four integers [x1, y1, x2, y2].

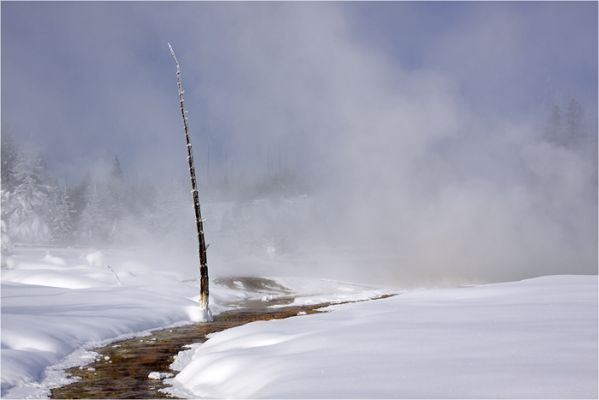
[[0, 246, 388, 398], [167, 275, 598, 399], [2, 246, 596, 399]]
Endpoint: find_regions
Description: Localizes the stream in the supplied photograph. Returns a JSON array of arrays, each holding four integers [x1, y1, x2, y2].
[[50, 277, 392, 399]]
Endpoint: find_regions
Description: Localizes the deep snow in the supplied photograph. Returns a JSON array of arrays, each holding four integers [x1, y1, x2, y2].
[[167, 275, 598, 399], [1, 246, 596, 399], [0, 246, 388, 398]]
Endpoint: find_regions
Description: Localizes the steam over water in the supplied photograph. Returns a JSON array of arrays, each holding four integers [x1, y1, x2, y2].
[[2, 2, 597, 286]]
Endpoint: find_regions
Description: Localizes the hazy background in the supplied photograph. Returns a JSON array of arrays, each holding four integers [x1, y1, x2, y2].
[[2, 2, 597, 286]]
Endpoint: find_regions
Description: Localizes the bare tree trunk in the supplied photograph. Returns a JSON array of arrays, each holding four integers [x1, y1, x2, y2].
[[168, 43, 211, 320]]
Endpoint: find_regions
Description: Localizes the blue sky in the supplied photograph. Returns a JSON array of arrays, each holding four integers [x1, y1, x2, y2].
[[1, 1, 597, 180]]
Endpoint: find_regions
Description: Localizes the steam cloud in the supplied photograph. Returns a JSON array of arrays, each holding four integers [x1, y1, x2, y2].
[[2, 2, 597, 286]]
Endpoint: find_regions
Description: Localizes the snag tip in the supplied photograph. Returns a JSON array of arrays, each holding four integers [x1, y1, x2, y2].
[[168, 42, 178, 64]]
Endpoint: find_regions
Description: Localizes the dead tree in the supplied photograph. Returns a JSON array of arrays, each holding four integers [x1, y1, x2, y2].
[[168, 43, 212, 320]]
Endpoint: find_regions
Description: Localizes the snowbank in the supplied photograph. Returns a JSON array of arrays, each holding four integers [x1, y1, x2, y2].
[[167, 275, 598, 399], [1, 248, 199, 398], [1, 246, 389, 398]]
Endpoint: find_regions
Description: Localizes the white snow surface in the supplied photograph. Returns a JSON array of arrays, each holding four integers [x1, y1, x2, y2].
[[166, 275, 598, 399], [1, 246, 388, 398]]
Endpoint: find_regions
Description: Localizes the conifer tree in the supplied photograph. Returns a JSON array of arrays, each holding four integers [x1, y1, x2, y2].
[[8, 150, 51, 242], [48, 184, 75, 243], [1, 131, 19, 192]]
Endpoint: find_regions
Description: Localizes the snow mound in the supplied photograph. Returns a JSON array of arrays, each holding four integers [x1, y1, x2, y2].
[[84, 250, 105, 267], [166, 275, 598, 399], [42, 252, 66, 266], [1, 246, 390, 398], [184, 305, 213, 323]]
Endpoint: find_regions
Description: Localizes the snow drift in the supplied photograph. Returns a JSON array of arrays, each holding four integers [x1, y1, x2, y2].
[[167, 275, 598, 399], [0, 246, 388, 398]]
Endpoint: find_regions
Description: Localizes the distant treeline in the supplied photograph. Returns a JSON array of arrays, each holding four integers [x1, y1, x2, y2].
[[0, 132, 308, 251], [1, 134, 169, 248]]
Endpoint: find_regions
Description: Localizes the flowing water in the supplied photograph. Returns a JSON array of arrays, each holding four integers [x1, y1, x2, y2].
[[50, 277, 392, 399]]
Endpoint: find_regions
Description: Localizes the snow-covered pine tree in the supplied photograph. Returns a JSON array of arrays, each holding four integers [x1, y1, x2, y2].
[[7, 149, 52, 243], [1, 131, 19, 256], [566, 98, 584, 148], [48, 183, 75, 244], [68, 174, 91, 237], [78, 182, 107, 243], [545, 104, 564, 147], [1, 190, 14, 263], [105, 158, 126, 239], [546, 98, 590, 152], [1, 131, 19, 192], [76, 157, 133, 244], [111, 156, 124, 181], [141, 181, 180, 238], [106, 156, 159, 243]]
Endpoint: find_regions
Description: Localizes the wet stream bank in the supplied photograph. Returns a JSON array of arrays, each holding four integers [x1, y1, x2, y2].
[[50, 278, 393, 399]]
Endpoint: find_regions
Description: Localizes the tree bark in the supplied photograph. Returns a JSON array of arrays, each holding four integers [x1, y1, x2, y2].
[[168, 43, 211, 317]]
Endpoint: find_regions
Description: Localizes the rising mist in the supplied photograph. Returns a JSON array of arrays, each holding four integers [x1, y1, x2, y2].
[[2, 2, 597, 286]]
